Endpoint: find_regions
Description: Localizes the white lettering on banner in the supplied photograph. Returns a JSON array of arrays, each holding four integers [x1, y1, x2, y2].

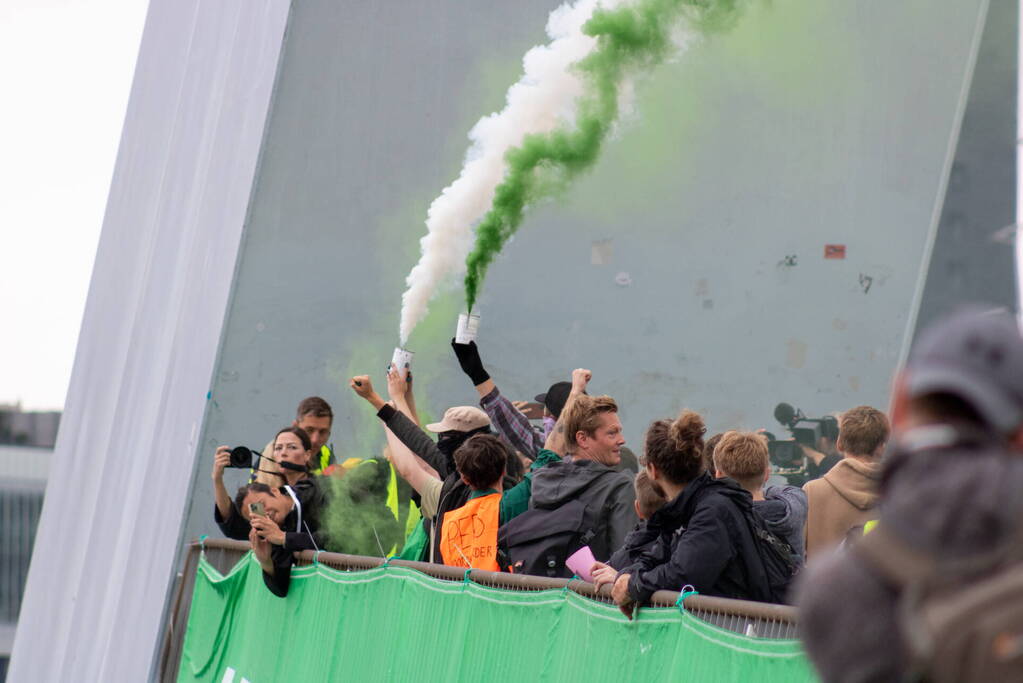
[[221, 666, 252, 683]]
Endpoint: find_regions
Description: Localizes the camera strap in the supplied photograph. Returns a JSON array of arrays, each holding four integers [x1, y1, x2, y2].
[[283, 485, 302, 533]]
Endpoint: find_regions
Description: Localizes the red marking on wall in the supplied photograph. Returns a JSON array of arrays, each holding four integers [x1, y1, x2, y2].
[[824, 244, 846, 259]]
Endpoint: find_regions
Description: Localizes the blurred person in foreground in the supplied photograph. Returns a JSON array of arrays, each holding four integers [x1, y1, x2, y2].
[[797, 308, 1023, 682]]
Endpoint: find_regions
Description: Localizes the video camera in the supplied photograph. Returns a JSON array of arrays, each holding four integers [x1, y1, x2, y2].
[[765, 403, 840, 481]]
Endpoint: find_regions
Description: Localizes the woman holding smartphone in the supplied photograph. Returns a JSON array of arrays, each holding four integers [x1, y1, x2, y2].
[[212, 426, 315, 540]]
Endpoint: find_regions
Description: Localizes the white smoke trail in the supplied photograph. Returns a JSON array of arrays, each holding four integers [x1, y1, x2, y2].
[[399, 0, 631, 345]]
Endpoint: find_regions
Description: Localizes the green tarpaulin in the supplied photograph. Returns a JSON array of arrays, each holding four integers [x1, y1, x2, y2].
[[178, 552, 816, 682]]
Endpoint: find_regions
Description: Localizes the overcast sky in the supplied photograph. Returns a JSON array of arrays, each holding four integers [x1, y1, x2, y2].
[[0, 0, 148, 410]]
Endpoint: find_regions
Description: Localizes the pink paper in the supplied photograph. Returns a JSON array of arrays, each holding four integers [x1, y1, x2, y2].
[[565, 545, 596, 582]]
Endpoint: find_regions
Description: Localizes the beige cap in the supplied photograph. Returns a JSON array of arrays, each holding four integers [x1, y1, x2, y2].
[[425, 406, 491, 433]]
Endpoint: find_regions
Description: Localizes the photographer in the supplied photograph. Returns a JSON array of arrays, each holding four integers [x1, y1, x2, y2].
[[802, 437, 841, 481], [253, 397, 336, 485], [764, 406, 842, 486], [212, 427, 315, 541]]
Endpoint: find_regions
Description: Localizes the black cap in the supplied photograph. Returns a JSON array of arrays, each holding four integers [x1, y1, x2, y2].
[[535, 381, 578, 419]]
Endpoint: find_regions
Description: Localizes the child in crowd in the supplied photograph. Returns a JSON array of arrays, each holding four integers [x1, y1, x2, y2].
[[607, 470, 666, 569]]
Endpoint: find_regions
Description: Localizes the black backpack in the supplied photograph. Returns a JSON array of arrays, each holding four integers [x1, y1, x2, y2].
[[497, 499, 603, 578], [741, 507, 800, 604]]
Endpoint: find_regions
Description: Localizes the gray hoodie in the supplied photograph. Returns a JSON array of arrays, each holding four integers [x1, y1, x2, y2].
[[754, 484, 808, 561], [529, 459, 638, 562]]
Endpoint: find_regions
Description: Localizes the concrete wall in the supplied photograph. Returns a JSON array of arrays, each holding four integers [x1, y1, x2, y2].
[[181, 0, 1000, 550]]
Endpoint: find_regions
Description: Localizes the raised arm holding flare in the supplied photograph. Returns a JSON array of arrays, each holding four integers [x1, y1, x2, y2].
[[452, 340, 545, 460], [350, 374, 438, 479]]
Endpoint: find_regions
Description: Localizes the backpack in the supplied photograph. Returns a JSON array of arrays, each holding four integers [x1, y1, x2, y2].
[[497, 499, 604, 578], [853, 523, 1023, 683], [740, 507, 799, 604]]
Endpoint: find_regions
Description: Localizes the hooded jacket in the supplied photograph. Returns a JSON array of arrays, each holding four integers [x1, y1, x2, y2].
[[529, 459, 637, 562], [797, 424, 1023, 683], [755, 484, 808, 561], [803, 457, 881, 559], [608, 520, 659, 570], [624, 473, 773, 603], [259, 477, 331, 597]]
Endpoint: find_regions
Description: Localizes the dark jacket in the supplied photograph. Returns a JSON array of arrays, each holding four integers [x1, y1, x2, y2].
[[608, 520, 659, 570], [377, 405, 476, 561], [377, 403, 545, 562], [261, 477, 331, 597], [754, 484, 808, 561], [796, 425, 1023, 683], [214, 500, 251, 541], [624, 473, 772, 603], [378, 404, 450, 476], [529, 459, 637, 562], [213, 474, 321, 542], [427, 450, 562, 563]]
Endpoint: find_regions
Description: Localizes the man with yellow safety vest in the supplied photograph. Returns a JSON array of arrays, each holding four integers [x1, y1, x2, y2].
[[291, 396, 336, 474], [254, 397, 337, 484], [251, 396, 413, 554]]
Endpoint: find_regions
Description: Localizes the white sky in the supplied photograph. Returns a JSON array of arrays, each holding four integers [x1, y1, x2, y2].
[[0, 0, 149, 410]]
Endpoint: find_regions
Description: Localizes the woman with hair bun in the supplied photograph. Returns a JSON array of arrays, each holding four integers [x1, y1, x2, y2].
[[593, 410, 775, 616]]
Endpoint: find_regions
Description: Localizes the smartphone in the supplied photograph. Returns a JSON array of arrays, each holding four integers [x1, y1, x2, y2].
[[248, 501, 265, 517]]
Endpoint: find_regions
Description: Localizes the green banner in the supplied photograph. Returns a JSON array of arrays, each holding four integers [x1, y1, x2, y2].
[[178, 553, 817, 682]]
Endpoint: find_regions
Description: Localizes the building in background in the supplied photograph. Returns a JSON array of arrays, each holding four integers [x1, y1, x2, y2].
[[0, 445, 49, 681], [0, 405, 60, 449]]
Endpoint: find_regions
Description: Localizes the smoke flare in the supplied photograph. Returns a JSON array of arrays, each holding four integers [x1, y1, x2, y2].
[[398, 0, 631, 346], [463, 0, 749, 311]]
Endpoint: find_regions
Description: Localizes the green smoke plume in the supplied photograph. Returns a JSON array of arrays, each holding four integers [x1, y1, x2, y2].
[[464, 0, 750, 310]]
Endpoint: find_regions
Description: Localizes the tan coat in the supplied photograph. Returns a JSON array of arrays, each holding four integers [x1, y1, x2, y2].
[[803, 457, 882, 559]]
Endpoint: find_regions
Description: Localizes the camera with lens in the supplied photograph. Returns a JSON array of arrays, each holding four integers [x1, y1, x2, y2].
[[228, 444, 307, 475], [228, 445, 260, 469], [765, 402, 840, 484]]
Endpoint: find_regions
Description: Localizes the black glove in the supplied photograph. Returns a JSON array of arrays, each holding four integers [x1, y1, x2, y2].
[[451, 339, 490, 385]]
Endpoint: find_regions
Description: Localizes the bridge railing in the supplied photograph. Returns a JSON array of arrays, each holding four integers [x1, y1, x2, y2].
[[158, 538, 799, 682]]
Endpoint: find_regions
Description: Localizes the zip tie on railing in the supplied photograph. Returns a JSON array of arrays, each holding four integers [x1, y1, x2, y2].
[[461, 568, 473, 591], [312, 549, 323, 566], [563, 575, 580, 596], [198, 534, 208, 555], [676, 584, 699, 613], [381, 556, 393, 570]]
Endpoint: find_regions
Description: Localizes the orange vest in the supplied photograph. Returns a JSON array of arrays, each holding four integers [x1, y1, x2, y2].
[[440, 492, 501, 571]]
